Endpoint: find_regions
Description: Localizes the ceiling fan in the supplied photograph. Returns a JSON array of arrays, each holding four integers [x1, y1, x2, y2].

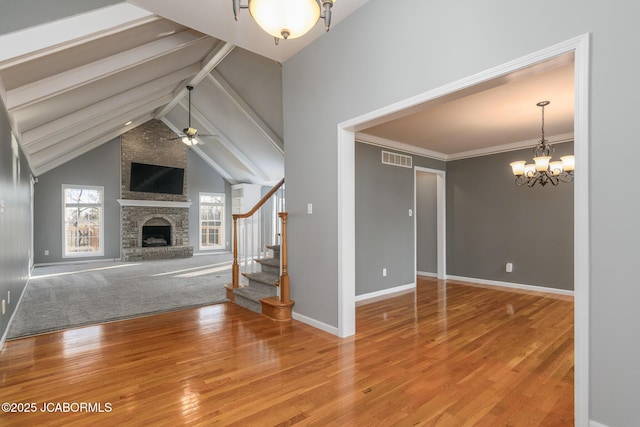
[[171, 85, 217, 146]]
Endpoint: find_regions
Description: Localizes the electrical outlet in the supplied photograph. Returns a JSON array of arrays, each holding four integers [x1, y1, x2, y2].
[[383, 268, 387, 277], [2, 299, 5, 315], [7, 291, 10, 305], [44, 249, 49, 256]]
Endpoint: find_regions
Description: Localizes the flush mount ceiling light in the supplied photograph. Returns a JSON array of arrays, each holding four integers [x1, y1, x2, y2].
[[232, 0, 335, 45], [509, 101, 575, 187]]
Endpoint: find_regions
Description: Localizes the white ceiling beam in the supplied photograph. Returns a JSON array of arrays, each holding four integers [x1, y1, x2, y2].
[[6, 31, 208, 111], [0, 3, 156, 68], [32, 116, 151, 176], [154, 42, 236, 119], [161, 118, 235, 183], [29, 98, 169, 168], [178, 100, 271, 182], [21, 65, 198, 146], [208, 71, 284, 154], [23, 93, 173, 156]]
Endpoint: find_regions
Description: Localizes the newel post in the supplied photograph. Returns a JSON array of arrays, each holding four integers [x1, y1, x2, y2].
[[278, 212, 290, 304], [232, 215, 239, 289]]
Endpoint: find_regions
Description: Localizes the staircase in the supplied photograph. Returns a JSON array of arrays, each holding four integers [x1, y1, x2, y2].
[[231, 245, 280, 314], [225, 179, 293, 321]]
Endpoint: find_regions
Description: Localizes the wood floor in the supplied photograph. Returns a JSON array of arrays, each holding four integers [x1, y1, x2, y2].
[[0, 277, 574, 426]]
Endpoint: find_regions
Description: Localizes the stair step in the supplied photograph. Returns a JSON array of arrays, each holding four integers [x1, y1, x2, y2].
[[243, 272, 279, 287], [234, 284, 276, 314], [266, 245, 280, 257], [255, 257, 280, 275], [256, 257, 279, 267]]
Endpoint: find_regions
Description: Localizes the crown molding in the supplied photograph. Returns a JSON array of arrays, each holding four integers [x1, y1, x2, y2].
[[356, 132, 574, 162]]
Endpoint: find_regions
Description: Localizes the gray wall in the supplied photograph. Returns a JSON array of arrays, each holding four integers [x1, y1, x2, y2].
[[355, 143, 415, 295], [354, 142, 444, 295], [416, 171, 437, 275], [0, 0, 122, 35], [0, 98, 32, 343], [34, 138, 121, 264], [447, 143, 574, 290], [187, 150, 232, 253], [33, 138, 233, 263], [283, 1, 640, 425]]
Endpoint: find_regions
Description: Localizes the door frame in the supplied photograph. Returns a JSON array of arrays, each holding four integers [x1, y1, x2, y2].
[[337, 34, 590, 424], [414, 167, 446, 280]]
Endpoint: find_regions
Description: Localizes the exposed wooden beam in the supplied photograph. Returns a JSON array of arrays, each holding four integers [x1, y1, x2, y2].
[[21, 65, 198, 146], [6, 31, 209, 111], [208, 71, 284, 154], [33, 116, 151, 176], [154, 42, 236, 120], [29, 98, 169, 170], [0, 3, 157, 68], [178, 100, 271, 182]]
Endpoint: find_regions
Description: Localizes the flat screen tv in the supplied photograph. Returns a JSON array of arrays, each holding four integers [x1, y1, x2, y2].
[[130, 162, 184, 195]]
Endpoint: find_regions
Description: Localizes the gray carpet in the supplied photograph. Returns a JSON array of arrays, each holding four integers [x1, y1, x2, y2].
[[7, 253, 233, 339]]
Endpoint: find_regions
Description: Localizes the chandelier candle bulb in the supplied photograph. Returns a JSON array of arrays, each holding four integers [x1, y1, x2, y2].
[[561, 155, 575, 171], [524, 164, 536, 178], [549, 161, 563, 176], [510, 161, 526, 176], [534, 156, 551, 172]]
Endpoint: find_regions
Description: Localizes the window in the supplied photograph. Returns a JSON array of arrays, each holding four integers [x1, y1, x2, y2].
[[200, 193, 225, 250], [63, 185, 104, 257]]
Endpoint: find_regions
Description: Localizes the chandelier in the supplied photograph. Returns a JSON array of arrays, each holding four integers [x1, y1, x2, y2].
[[509, 101, 575, 187], [232, 0, 335, 45]]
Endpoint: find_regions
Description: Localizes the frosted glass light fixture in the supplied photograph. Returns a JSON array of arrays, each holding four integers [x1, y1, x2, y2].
[[509, 101, 575, 187], [233, 0, 335, 44]]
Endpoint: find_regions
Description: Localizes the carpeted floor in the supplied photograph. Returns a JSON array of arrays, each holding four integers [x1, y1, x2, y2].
[[7, 253, 233, 339]]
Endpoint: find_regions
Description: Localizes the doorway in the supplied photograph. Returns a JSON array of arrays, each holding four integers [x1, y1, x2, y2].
[[338, 34, 590, 423]]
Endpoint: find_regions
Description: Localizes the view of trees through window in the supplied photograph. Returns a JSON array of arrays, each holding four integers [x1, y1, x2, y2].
[[63, 186, 103, 257], [200, 193, 224, 249]]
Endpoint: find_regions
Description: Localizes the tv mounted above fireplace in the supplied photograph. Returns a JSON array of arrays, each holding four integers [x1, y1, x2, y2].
[[129, 162, 184, 195]]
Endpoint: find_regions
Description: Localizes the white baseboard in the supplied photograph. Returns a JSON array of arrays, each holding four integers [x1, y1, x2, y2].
[[417, 271, 437, 278], [446, 275, 574, 296], [355, 282, 416, 302], [590, 420, 609, 427], [0, 277, 32, 350], [292, 311, 339, 336]]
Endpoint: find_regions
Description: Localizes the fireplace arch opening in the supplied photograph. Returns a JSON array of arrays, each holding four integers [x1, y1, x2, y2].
[[141, 217, 172, 247]]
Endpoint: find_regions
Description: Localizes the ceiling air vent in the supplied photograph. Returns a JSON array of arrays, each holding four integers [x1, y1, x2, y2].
[[381, 151, 412, 168]]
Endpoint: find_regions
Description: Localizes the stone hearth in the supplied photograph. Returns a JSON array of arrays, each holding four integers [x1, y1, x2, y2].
[[119, 200, 193, 261]]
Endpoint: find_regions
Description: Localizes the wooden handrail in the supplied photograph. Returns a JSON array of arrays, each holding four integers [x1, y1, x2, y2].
[[231, 178, 285, 290], [278, 212, 289, 304], [233, 178, 285, 220]]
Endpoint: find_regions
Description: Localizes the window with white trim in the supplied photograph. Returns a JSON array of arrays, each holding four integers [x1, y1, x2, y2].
[[63, 185, 104, 257], [200, 193, 225, 250]]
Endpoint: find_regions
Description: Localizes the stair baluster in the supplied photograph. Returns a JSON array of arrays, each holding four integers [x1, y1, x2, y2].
[[226, 179, 293, 320]]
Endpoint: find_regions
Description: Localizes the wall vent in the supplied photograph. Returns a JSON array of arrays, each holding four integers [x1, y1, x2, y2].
[[381, 151, 412, 168]]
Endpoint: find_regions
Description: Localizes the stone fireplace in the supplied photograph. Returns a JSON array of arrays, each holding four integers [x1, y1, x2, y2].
[[119, 120, 194, 261]]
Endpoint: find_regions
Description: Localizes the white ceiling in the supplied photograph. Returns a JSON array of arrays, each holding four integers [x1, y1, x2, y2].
[[0, 0, 575, 182], [128, 0, 373, 63], [359, 54, 575, 160]]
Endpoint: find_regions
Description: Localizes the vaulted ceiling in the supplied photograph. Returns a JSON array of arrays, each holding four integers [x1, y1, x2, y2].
[[0, 2, 292, 184], [0, 1, 574, 183]]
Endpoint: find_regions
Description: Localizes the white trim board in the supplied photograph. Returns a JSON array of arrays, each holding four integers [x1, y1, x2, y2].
[[292, 311, 339, 337], [355, 283, 416, 302], [337, 34, 590, 426], [417, 271, 437, 278], [589, 420, 609, 427], [0, 276, 31, 349], [445, 275, 574, 297]]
